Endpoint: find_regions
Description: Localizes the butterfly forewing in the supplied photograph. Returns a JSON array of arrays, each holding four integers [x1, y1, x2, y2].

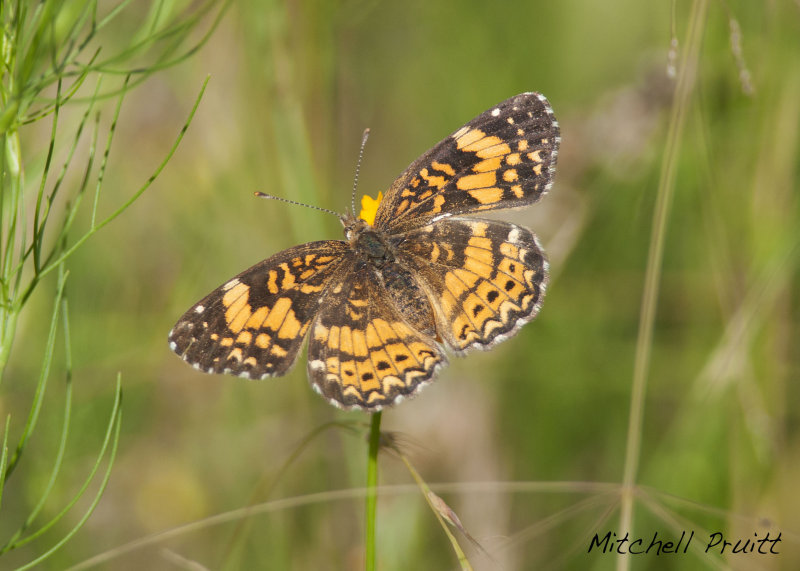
[[373, 92, 559, 230], [169, 241, 348, 379]]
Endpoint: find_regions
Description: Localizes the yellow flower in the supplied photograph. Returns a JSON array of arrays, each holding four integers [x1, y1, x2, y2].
[[358, 191, 383, 225]]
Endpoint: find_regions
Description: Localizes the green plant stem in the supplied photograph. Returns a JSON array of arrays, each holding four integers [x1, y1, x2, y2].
[[0, 128, 23, 385], [617, 1, 708, 570], [365, 411, 382, 571]]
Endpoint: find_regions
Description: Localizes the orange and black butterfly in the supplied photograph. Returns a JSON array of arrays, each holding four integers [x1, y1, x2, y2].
[[169, 92, 559, 410]]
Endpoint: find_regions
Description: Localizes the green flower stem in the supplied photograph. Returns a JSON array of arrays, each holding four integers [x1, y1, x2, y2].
[[365, 411, 382, 571]]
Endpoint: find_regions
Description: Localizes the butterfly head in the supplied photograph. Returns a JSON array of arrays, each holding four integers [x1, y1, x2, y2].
[[341, 213, 367, 242], [341, 190, 384, 240], [342, 192, 395, 268]]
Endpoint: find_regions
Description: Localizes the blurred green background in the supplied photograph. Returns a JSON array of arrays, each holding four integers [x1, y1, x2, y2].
[[2, 0, 798, 569]]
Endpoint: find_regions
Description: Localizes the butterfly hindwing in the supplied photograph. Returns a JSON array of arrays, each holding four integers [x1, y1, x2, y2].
[[374, 92, 559, 229], [307, 263, 446, 410], [395, 217, 548, 353], [169, 241, 348, 379]]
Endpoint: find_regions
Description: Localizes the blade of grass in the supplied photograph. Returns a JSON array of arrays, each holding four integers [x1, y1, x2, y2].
[[617, 2, 709, 570], [398, 451, 473, 571]]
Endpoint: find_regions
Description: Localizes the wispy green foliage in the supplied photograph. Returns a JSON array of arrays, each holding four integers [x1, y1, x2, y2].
[[0, 0, 224, 567]]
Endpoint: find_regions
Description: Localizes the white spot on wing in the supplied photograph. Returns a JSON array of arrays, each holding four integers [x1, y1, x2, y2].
[[491, 108, 500, 117]]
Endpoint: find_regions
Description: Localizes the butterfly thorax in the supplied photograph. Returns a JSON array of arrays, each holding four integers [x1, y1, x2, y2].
[[342, 215, 395, 269]]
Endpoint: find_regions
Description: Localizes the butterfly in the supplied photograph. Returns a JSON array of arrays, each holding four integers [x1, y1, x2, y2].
[[169, 92, 560, 411]]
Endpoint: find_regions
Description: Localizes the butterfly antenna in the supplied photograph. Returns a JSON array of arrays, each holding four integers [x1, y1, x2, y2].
[[351, 128, 371, 216], [254, 192, 340, 218]]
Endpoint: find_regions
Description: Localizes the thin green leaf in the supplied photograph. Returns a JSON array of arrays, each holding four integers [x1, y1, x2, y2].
[[84, 0, 228, 75], [4, 263, 74, 549], [37, 74, 210, 280], [12, 376, 122, 569], [21, 47, 101, 125], [3, 265, 68, 480], [32, 75, 63, 272], [0, 415, 11, 510], [31, 75, 103, 274], [90, 73, 128, 228]]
